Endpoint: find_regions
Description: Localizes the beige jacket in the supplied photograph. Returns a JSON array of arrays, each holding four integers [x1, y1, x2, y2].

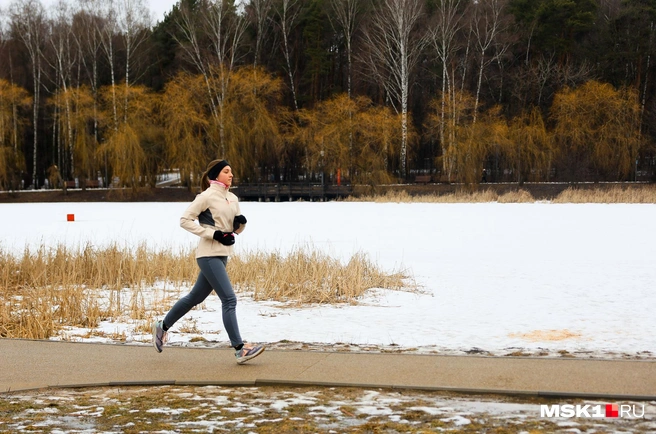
[[180, 184, 243, 258]]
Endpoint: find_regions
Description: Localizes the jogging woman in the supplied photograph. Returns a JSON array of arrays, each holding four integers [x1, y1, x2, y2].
[[152, 159, 264, 364]]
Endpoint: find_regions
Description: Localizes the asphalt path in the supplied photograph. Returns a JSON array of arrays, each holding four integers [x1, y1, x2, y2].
[[1, 339, 654, 400]]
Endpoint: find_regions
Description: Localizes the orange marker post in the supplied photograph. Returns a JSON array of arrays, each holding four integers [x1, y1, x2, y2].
[[67, 214, 75, 222]]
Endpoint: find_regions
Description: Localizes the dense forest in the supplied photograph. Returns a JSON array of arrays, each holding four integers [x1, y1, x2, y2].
[[1, 0, 656, 190]]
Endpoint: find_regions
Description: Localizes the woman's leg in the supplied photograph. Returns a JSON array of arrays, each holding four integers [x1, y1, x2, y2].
[[196, 256, 243, 349], [163, 262, 214, 330]]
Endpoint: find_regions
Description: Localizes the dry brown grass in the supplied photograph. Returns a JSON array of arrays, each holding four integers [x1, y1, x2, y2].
[[349, 184, 656, 203], [228, 246, 413, 305], [551, 185, 656, 203], [0, 242, 196, 339], [0, 244, 414, 339], [349, 188, 531, 203]]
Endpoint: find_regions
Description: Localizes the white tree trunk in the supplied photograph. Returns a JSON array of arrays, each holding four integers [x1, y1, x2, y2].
[[361, 0, 427, 179], [277, 0, 300, 111], [430, 0, 465, 179], [471, 0, 507, 124], [11, 0, 46, 188], [174, 0, 247, 156], [330, 0, 360, 175]]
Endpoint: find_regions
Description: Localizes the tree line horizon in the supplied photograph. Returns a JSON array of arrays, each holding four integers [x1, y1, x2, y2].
[[1, 0, 655, 190]]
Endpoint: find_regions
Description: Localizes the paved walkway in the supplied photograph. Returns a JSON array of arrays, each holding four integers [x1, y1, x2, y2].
[[1, 339, 654, 399]]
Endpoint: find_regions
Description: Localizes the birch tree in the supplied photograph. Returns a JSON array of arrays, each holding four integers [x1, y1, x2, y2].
[[96, 0, 120, 130], [329, 0, 359, 99], [274, 0, 301, 111], [76, 0, 105, 182], [10, 0, 46, 188], [0, 9, 7, 75], [329, 0, 360, 177], [361, 0, 427, 179], [174, 0, 249, 157], [116, 0, 151, 123], [47, 0, 77, 178], [429, 0, 467, 178], [49, 86, 96, 184], [470, 0, 510, 124], [248, 0, 273, 68]]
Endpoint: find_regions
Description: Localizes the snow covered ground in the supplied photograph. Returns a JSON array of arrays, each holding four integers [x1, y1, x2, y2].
[[3, 201, 655, 359], [2, 385, 654, 433]]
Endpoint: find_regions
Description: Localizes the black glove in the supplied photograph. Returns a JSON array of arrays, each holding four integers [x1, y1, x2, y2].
[[233, 215, 247, 231], [213, 230, 235, 246]]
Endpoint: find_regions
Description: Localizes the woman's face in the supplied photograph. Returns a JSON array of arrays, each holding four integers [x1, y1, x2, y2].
[[217, 165, 233, 187]]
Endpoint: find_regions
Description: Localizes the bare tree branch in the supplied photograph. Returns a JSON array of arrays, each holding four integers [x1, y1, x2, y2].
[[360, 0, 428, 178]]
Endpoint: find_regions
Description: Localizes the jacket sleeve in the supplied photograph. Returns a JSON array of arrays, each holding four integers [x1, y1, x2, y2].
[[180, 194, 215, 239], [233, 196, 246, 234]]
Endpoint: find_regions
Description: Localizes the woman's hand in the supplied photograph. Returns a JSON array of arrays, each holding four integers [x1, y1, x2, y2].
[[213, 230, 235, 246], [233, 215, 247, 233]]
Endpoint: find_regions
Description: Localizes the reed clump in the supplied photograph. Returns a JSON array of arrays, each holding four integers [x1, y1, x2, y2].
[[350, 188, 529, 203], [0, 243, 197, 339], [350, 185, 656, 203], [551, 185, 656, 203], [228, 247, 413, 305], [0, 243, 414, 339]]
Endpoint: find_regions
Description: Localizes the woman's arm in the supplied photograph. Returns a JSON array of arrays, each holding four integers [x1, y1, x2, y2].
[[180, 194, 215, 239], [233, 197, 246, 235]]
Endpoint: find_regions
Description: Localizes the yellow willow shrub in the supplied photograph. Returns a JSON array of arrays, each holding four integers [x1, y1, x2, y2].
[[294, 93, 415, 184], [98, 124, 145, 189], [351, 102, 401, 185], [551, 80, 642, 179], [0, 80, 31, 148], [98, 85, 158, 189], [50, 86, 98, 180], [506, 107, 555, 183], [161, 72, 209, 187], [294, 94, 362, 176], [427, 90, 477, 183], [222, 66, 285, 182], [456, 107, 506, 185], [0, 79, 30, 188], [0, 146, 25, 190], [435, 103, 505, 185]]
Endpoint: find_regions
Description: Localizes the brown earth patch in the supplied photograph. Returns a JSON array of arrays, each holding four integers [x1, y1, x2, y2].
[[509, 329, 583, 342]]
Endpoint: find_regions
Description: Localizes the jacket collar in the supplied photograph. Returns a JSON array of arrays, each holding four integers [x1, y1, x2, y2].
[[209, 182, 229, 198]]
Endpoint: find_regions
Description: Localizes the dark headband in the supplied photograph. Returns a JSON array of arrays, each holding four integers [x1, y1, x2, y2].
[[207, 160, 230, 180]]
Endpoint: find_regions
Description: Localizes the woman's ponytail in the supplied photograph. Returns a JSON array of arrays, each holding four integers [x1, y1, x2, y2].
[[201, 159, 221, 191]]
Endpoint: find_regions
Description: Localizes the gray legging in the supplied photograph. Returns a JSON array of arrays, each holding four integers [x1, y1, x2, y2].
[[163, 256, 243, 348]]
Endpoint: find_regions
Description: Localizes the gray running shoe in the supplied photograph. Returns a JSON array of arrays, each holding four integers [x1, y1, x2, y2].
[[235, 344, 265, 364], [152, 321, 167, 353]]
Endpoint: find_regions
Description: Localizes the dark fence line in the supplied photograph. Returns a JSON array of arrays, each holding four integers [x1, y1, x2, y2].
[[231, 183, 353, 202]]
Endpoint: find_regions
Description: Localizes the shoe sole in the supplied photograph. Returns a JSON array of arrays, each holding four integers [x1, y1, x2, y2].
[[237, 347, 265, 364], [152, 322, 163, 353]]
